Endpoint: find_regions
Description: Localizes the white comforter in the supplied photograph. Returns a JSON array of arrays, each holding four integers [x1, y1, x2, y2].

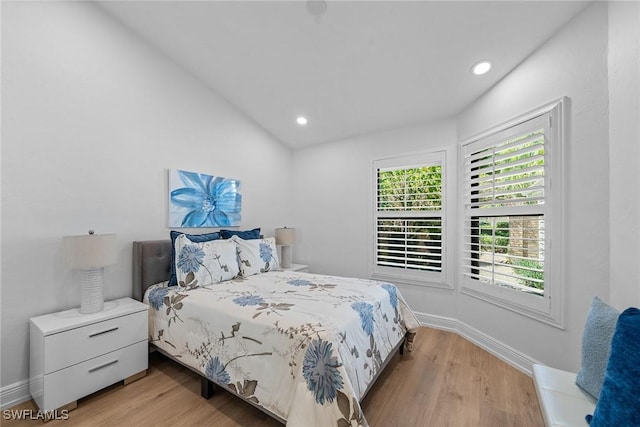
[[144, 270, 419, 427]]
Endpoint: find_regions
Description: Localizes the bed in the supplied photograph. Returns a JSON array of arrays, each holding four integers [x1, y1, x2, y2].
[[133, 239, 419, 427]]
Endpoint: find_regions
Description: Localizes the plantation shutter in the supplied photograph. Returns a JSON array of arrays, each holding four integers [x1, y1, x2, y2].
[[462, 114, 547, 294], [375, 154, 444, 275]]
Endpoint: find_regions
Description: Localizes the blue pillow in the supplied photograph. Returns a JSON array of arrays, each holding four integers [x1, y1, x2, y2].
[[168, 231, 221, 286], [576, 297, 619, 399], [219, 228, 261, 240], [586, 307, 640, 426]]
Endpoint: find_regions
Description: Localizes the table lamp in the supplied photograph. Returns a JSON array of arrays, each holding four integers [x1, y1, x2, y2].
[[64, 230, 117, 314], [275, 227, 296, 268]]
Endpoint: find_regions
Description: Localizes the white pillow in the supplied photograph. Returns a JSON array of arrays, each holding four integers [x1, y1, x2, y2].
[[174, 234, 239, 288], [232, 236, 279, 277]]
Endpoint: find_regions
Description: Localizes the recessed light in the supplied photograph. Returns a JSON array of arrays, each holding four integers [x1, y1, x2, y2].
[[471, 60, 492, 75], [296, 116, 308, 126]]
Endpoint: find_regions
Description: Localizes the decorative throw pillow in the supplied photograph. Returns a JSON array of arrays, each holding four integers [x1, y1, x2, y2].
[[233, 236, 279, 277], [576, 296, 619, 399], [586, 307, 640, 426], [220, 228, 261, 240], [174, 234, 239, 288], [168, 231, 221, 286]]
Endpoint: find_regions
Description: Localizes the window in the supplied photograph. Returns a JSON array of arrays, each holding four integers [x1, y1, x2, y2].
[[460, 99, 565, 326], [372, 151, 447, 286]]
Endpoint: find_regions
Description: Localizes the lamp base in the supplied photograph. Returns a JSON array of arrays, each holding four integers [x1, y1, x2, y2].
[[280, 245, 293, 269], [80, 268, 104, 314]]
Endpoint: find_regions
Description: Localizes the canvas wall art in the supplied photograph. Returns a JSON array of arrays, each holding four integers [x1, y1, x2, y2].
[[169, 169, 242, 228]]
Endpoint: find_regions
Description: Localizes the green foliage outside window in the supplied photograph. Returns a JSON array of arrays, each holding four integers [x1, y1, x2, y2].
[[474, 132, 545, 208], [512, 258, 544, 290], [377, 166, 442, 211], [480, 221, 510, 253]]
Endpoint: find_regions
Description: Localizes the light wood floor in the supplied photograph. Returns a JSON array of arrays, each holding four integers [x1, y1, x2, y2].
[[5, 327, 544, 426]]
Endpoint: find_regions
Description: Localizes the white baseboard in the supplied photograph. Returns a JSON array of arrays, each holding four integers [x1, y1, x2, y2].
[[414, 311, 540, 376], [0, 379, 31, 410], [415, 311, 459, 333]]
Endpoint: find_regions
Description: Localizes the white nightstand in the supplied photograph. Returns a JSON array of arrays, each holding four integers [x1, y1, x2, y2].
[[279, 263, 309, 273], [30, 297, 148, 413]]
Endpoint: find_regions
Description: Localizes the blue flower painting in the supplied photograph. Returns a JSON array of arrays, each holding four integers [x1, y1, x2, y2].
[[302, 339, 344, 405], [169, 169, 241, 228], [205, 356, 231, 385]]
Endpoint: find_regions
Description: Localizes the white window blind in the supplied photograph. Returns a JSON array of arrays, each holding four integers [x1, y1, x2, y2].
[[465, 129, 545, 211], [374, 152, 445, 282], [462, 115, 546, 298], [459, 97, 569, 328], [463, 215, 545, 295], [376, 217, 442, 272]]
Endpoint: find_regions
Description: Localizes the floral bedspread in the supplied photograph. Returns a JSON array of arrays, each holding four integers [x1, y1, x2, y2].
[[144, 271, 420, 427]]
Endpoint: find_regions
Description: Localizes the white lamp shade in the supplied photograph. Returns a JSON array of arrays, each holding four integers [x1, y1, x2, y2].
[[275, 227, 296, 246], [64, 233, 117, 269]]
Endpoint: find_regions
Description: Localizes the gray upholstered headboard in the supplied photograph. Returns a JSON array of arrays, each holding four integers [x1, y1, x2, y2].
[[132, 240, 172, 301]]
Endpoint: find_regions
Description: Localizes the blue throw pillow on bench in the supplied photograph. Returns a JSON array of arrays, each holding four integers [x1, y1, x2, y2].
[[576, 297, 619, 399], [586, 307, 640, 426]]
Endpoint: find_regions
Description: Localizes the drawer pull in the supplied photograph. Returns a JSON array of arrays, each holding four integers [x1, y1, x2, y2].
[[89, 327, 119, 338], [88, 359, 118, 373]]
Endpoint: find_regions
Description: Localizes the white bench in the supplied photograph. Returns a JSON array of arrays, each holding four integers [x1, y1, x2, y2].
[[533, 364, 596, 427]]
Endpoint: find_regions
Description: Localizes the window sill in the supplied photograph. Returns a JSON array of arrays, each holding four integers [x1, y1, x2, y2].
[[370, 272, 453, 290]]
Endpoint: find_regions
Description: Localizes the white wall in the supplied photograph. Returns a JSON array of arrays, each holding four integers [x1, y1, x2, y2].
[[291, 119, 459, 319], [293, 2, 632, 373], [1, 1, 291, 391], [457, 3, 610, 371], [608, 1, 640, 309]]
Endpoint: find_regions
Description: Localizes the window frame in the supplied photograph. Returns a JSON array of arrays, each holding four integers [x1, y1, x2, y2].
[[459, 98, 567, 328], [371, 149, 452, 289]]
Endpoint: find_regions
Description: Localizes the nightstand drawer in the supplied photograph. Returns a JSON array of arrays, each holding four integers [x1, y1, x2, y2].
[[44, 310, 147, 374], [42, 340, 147, 411]]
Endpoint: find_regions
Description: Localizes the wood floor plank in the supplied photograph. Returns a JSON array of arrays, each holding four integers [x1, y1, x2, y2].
[[4, 328, 544, 426]]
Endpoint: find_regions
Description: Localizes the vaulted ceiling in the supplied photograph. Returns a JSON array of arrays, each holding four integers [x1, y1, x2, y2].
[[100, 1, 589, 148]]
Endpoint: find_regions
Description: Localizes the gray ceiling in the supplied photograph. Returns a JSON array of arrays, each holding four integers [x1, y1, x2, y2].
[[100, 1, 589, 148]]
